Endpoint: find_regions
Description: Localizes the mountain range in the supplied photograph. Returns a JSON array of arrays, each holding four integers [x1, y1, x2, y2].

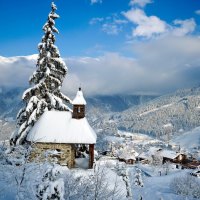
[[0, 86, 157, 140], [109, 86, 200, 139], [1, 85, 200, 142]]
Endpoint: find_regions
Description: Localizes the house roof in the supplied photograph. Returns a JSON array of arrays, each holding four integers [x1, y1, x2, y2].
[[138, 152, 149, 159], [26, 111, 96, 144], [118, 153, 136, 160], [118, 148, 138, 160], [160, 150, 177, 159], [149, 147, 178, 159], [72, 88, 86, 105]]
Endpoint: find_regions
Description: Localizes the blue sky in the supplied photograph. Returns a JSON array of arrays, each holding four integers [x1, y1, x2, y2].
[[1, 0, 200, 96], [0, 0, 200, 57]]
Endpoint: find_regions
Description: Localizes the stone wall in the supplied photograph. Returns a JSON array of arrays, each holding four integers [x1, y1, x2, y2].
[[29, 143, 75, 168]]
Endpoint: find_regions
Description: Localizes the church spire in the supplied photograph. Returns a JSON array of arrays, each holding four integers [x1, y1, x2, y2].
[[72, 87, 86, 119]]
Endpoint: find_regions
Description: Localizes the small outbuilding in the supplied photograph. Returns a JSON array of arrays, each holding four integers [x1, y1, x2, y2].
[[27, 88, 96, 168]]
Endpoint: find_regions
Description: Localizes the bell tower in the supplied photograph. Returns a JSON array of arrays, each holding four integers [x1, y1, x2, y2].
[[72, 87, 86, 119]]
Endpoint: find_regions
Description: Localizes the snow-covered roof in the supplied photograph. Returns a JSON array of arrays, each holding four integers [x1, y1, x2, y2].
[[146, 147, 178, 159], [118, 152, 136, 160], [117, 148, 138, 160], [163, 123, 173, 128], [27, 111, 96, 144], [148, 147, 162, 155], [72, 88, 86, 105], [138, 152, 149, 159], [160, 150, 177, 159]]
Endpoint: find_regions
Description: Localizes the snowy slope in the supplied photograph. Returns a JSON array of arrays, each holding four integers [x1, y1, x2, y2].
[[130, 168, 191, 200], [111, 86, 200, 138], [172, 126, 200, 152]]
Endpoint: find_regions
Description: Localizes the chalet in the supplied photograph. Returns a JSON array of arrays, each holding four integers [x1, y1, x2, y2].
[[137, 152, 150, 164], [118, 156, 136, 165], [27, 88, 96, 168], [137, 147, 187, 165], [118, 149, 138, 164], [172, 153, 187, 164], [182, 160, 200, 169]]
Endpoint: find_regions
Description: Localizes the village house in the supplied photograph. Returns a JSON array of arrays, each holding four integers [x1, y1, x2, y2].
[[27, 88, 97, 168], [118, 148, 138, 164], [137, 147, 188, 166], [159, 150, 187, 164], [137, 152, 150, 164], [182, 159, 200, 169], [118, 154, 136, 165]]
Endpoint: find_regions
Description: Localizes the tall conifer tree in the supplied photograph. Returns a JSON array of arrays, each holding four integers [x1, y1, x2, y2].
[[11, 2, 71, 145]]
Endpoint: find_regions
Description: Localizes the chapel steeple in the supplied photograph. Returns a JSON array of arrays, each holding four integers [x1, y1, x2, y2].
[[72, 87, 86, 119]]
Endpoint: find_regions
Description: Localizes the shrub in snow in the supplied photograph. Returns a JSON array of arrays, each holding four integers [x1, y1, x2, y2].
[[134, 168, 143, 187], [10, 2, 71, 145], [36, 165, 65, 200], [170, 174, 200, 199]]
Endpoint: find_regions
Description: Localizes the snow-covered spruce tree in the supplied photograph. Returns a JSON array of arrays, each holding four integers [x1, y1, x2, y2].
[[36, 165, 65, 200], [10, 2, 71, 145], [134, 168, 143, 187]]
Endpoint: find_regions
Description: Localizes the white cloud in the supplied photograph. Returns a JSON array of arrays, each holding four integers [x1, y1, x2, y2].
[[89, 14, 127, 35], [89, 17, 104, 25], [90, 0, 102, 5], [1, 36, 200, 96], [195, 10, 200, 15], [172, 18, 196, 36], [130, 36, 200, 92], [102, 23, 122, 35], [123, 8, 167, 38], [0, 55, 36, 88], [123, 8, 196, 39], [114, 19, 128, 25], [129, 0, 152, 7], [63, 37, 200, 95]]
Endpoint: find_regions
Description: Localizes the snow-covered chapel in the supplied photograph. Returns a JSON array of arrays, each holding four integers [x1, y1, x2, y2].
[[27, 88, 96, 168], [10, 2, 96, 169]]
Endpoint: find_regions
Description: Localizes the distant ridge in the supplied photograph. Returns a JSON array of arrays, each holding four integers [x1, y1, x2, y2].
[[111, 86, 200, 138]]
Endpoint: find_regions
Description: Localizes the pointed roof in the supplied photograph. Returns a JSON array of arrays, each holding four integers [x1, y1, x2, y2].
[[26, 111, 96, 144], [72, 87, 87, 105]]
